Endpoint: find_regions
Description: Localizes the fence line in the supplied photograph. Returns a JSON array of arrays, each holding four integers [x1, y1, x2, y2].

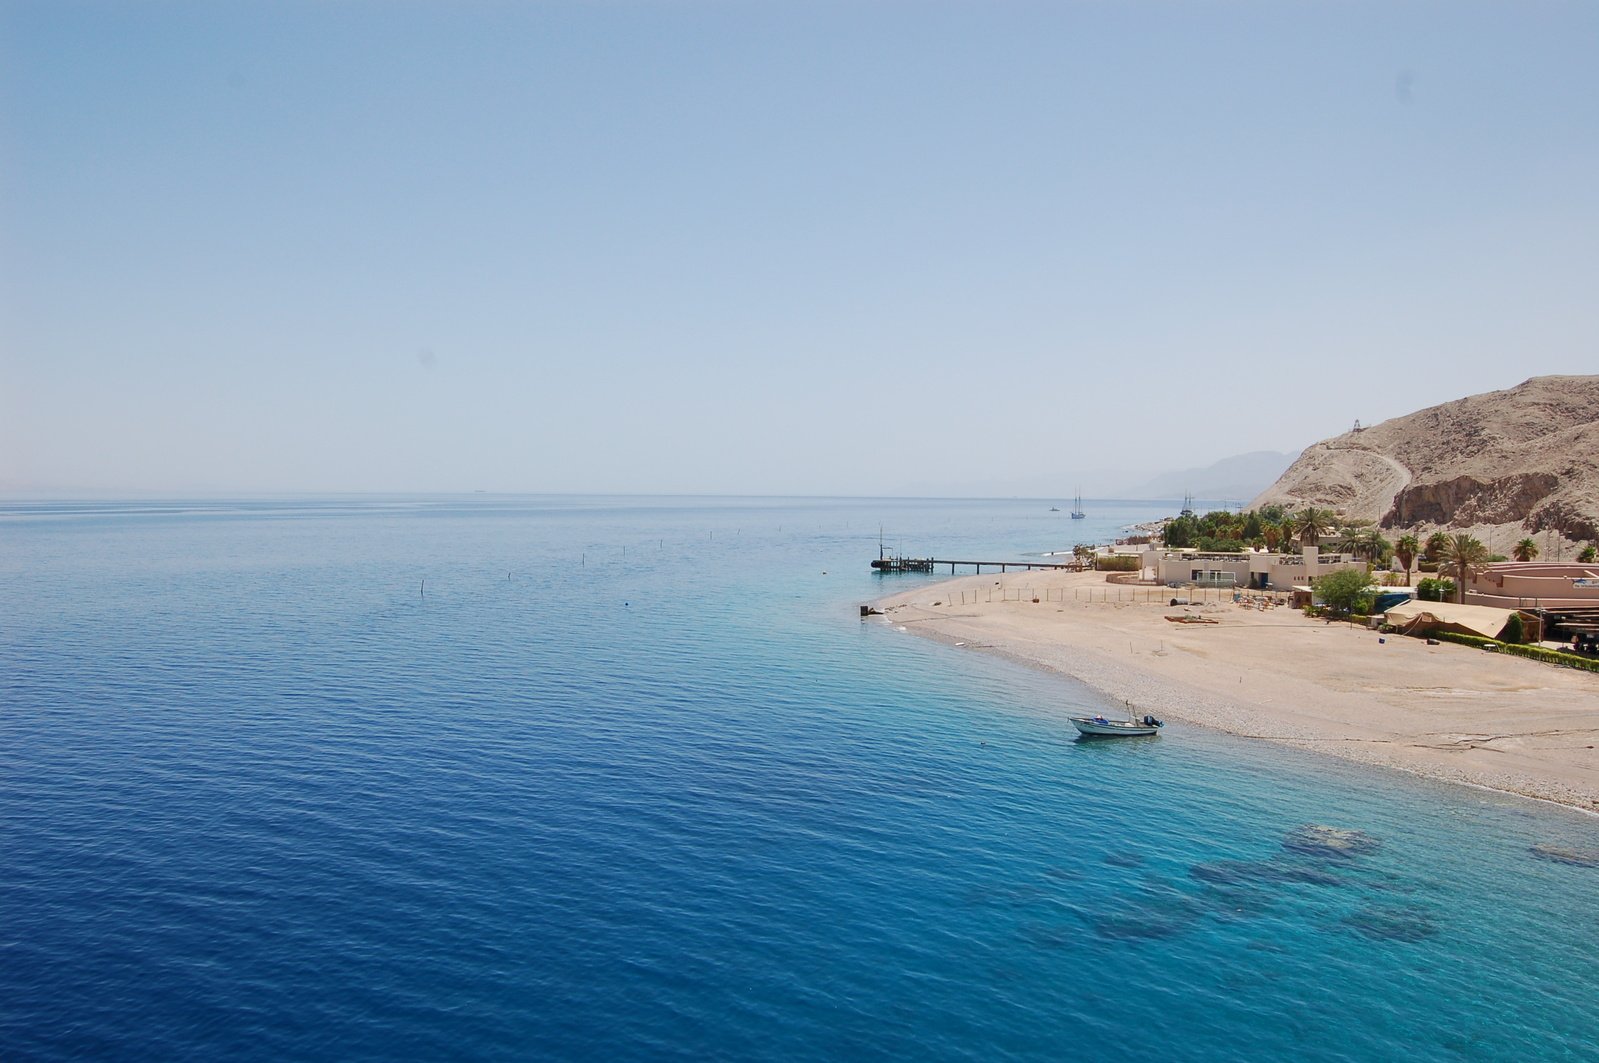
[[943, 582, 1294, 608]]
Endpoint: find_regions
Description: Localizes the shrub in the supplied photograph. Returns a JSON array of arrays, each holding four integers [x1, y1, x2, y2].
[[1423, 632, 1599, 673], [1416, 577, 1455, 602], [1314, 567, 1375, 617], [1503, 612, 1525, 644], [1094, 555, 1140, 572]]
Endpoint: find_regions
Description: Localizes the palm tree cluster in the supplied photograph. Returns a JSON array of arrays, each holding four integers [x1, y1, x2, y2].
[[1152, 502, 1592, 595], [1159, 504, 1391, 563]]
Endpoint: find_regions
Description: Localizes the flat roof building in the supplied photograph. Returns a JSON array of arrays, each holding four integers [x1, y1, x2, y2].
[[1462, 562, 1599, 610], [1140, 545, 1363, 590]]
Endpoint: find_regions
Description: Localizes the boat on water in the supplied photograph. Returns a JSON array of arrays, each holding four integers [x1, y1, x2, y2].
[[871, 555, 934, 572], [871, 530, 934, 572], [1070, 490, 1085, 519], [1069, 713, 1164, 737]]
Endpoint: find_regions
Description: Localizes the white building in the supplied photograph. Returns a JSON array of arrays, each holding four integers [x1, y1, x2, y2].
[[1139, 545, 1364, 590]]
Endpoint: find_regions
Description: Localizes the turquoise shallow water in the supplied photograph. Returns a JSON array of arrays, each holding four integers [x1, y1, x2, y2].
[[3, 496, 1597, 1061]]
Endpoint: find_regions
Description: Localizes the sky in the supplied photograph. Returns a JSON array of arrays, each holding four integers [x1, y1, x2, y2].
[[2, 1, 1596, 497]]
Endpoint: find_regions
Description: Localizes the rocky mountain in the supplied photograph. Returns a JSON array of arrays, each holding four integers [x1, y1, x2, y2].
[[1250, 376, 1599, 547]]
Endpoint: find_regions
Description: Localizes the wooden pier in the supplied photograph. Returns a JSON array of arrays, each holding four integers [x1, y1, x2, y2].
[[872, 556, 1086, 574]]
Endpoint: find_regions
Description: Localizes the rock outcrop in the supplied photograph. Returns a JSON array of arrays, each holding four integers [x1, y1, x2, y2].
[[1250, 376, 1599, 547]]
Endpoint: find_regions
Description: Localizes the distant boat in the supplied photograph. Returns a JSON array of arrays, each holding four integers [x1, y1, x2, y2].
[[871, 555, 934, 572], [1070, 490, 1085, 519], [1049, 506, 1060, 512], [1070, 713, 1164, 737]]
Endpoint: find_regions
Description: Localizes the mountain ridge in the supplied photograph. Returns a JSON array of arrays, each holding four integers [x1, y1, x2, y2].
[[1250, 376, 1599, 547]]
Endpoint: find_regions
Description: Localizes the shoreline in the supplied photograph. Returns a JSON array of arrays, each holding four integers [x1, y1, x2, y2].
[[874, 568, 1599, 814]]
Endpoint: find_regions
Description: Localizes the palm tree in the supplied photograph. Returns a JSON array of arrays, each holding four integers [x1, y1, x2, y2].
[[1335, 524, 1369, 556], [1335, 524, 1391, 564], [1276, 519, 1297, 552], [1439, 533, 1490, 604], [1422, 531, 1450, 565], [1293, 507, 1336, 547], [1395, 534, 1419, 587], [1364, 529, 1393, 565], [1513, 537, 1540, 562]]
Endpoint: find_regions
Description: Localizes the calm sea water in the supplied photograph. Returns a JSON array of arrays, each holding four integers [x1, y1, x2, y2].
[[3, 496, 1597, 1062]]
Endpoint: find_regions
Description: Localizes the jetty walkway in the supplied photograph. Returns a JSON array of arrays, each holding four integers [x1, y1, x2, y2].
[[872, 557, 1088, 574]]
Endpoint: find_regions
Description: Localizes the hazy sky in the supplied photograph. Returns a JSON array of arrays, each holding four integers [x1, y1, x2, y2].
[[3, 1, 1595, 496]]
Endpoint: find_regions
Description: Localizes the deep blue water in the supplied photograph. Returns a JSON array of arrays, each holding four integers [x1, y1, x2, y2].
[[3, 496, 1597, 1062]]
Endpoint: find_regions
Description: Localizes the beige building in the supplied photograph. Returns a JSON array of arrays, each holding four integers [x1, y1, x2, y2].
[[1140, 545, 1363, 590], [1461, 562, 1599, 610]]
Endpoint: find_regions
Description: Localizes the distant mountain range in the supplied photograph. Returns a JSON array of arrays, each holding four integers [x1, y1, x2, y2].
[[892, 450, 1301, 502], [1251, 375, 1599, 546], [1127, 451, 1298, 502]]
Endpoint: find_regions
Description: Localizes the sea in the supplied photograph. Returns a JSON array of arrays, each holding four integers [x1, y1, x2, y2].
[[3, 495, 1597, 1062]]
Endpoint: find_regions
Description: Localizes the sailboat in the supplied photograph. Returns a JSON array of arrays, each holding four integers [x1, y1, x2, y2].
[[1070, 490, 1085, 519]]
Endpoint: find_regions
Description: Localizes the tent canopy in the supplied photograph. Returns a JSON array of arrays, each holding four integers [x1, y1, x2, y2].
[[1383, 600, 1519, 640]]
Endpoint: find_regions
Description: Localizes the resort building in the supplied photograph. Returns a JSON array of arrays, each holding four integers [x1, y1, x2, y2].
[[1459, 561, 1599, 611], [1139, 545, 1364, 590]]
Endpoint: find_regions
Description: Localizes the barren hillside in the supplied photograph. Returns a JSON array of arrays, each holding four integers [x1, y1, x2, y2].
[[1250, 376, 1599, 549]]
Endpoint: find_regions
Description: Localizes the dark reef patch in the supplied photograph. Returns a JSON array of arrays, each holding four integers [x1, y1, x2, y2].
[[1083, 875, 1206, 941], [1530, 843, 1599, 868], [1191, 858, 1348, 889], [1283, 824, 1381, 860]]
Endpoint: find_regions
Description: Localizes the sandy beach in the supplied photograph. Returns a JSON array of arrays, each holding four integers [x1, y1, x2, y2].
[[876, 568, 1599, 812]]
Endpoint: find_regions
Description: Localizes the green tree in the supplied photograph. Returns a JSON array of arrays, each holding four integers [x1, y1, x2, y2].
[[1395, 534, 1420, 587], [1198, 511, 1242, 541], [1416, 577, 1455, 602], [1503, 612, 1525, 644], [1293, 507, 1337, 547], [1372, 531, 1394, 564], [1513, 537, 1540, 562], [1336, 526, 1391, 565], [1314, 567, 1374, 618], [1422, 531, 1450, 563], [1242, 511, 1263, 540], [1335, 526, 1363, 554], [1162, 514, 1199, 548], [1439, 534, 1490, 604], [1276, 519, 1296, 553]]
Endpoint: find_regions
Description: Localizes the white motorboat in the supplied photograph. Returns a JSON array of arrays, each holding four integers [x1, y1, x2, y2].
[[1069, 713, 1164, 737]]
